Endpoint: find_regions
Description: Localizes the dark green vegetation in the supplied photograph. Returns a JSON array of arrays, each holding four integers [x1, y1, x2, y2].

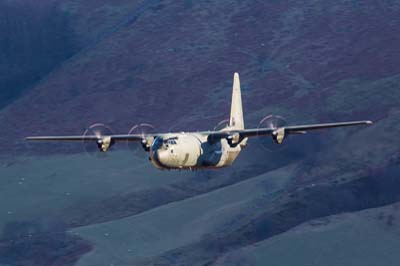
[[0, 0, 399, 265]]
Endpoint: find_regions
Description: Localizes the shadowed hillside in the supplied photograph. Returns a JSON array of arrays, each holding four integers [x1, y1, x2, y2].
[[0, 0, 77, 109], [0, 220, 91, 266], [1, 0, 399, 156], [1, 1, 400, 265], [0, 0, 153, 111]]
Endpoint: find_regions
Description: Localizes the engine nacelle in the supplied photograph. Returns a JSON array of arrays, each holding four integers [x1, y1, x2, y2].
[[96, 136, 115, 152], [227, 132, 240, 147], [141, 136, 155, 152], [272, 127, 285, 144]]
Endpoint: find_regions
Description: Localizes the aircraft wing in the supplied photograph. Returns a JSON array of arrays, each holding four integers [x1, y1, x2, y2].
[[284, 120, 373, 133], [26, 120, 372, 147], [25, 133, 157, 152], [26, 134, 146, 142], [207, 120, 372, 143], [244, 120, 372, 137]]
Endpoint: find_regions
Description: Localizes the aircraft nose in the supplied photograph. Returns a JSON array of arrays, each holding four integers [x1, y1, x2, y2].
[[154, 149, 169, 163]]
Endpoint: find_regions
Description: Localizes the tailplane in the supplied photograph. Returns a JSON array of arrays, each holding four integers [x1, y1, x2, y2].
[[229, 72, 244, 130]]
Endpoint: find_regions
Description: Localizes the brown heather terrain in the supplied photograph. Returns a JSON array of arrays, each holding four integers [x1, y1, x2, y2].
[[0, 1, 400, 265]]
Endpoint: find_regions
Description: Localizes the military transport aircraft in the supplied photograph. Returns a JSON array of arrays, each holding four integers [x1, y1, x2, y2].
[[26, 73, 372, 170]]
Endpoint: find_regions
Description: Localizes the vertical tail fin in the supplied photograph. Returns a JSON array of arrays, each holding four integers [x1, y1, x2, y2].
[[229, 72, 244, 130]]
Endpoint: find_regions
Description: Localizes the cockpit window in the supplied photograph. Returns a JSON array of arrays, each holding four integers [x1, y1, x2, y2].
[[165, 139, 177, 145], [152, 137, 163, 149]]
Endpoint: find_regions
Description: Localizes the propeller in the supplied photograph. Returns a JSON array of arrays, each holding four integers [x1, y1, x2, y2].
[[127, 123, 155, 159], [82, 123, 114, 157], [257, 115, 288, 151], [213, 119, 230, 131]]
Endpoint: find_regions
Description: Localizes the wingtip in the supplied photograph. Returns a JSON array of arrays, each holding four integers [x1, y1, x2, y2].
[[366, 120, 373, 125]]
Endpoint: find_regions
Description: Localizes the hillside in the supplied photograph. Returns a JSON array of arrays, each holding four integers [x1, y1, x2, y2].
[[2, 0, 399, 156], [0, 0, 77, 109], [0, 0, 151, 111], [1, 1, 400, 265]]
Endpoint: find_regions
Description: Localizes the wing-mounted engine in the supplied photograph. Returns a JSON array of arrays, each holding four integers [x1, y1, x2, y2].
[[83, 123, 116, 154], [96, 136, 115, 152], [257, 115, 288, 151], [141, 136, 155, 152], [271, 127, 285, 144], [207, 131, 240, 147], [209, 119, 247, 148], [226, 132, 247, 148], [127, 123, 156, 159]]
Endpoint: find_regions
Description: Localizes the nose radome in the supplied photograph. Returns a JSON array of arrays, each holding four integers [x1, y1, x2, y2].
[[155, 149, 169, 163]]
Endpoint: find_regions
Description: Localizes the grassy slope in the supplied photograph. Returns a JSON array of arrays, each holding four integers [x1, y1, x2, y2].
[[218, 202, 400, 266], [0, 151, 190, 231], [71, 165, 292, 266], [0, 151, 189, 265], [1, 0, 400, 265]]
